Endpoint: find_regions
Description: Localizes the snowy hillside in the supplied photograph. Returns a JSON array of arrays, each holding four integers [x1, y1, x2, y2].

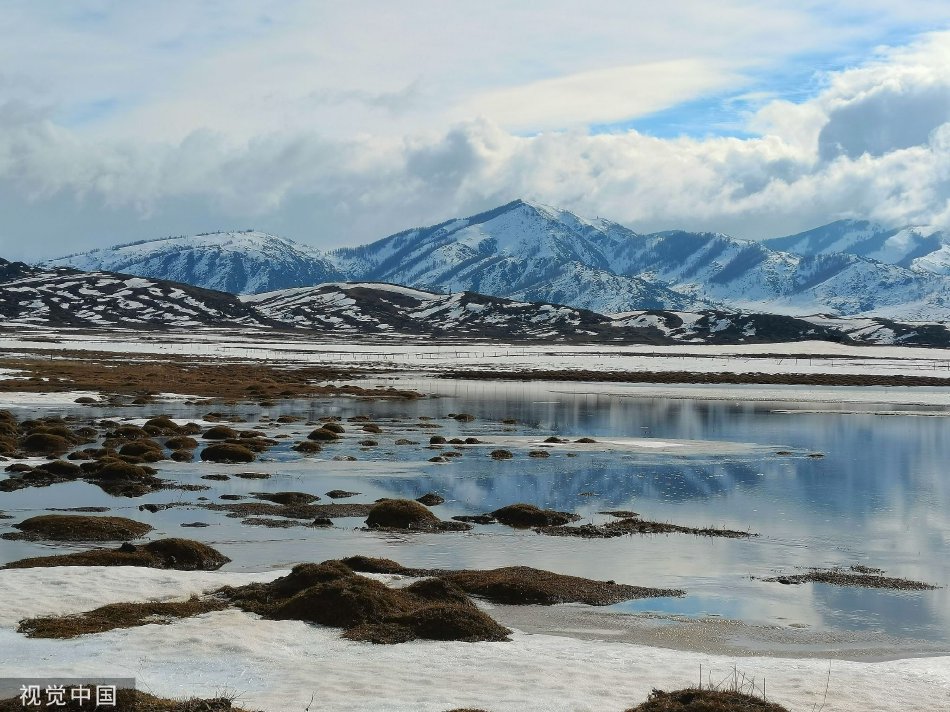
[[0, 260, 268, 328], [243, 282, 650, 341], [765, 220, 950, 275], [44, 231, 343, 294]]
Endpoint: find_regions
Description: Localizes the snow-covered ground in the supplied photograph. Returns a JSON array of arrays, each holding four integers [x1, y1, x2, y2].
[[5, 328, 950, 383], [0, 567, 947, 712]]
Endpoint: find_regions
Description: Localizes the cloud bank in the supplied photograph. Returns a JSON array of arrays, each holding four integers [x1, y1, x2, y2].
[[1, 4, 950, 259]]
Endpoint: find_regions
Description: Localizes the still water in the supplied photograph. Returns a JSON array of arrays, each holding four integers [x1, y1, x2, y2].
[[2, 380, 948, 653]]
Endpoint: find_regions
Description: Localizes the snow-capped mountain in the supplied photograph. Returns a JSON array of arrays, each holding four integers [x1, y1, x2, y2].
[[331, 200, 950, 319], [0, 260, 268, 328], [6, 261, 947, 346], [43, 231, 343, 294], [328, 200, 710, 312], [765, 220, 950, 275], [40, 200, 950, 320]]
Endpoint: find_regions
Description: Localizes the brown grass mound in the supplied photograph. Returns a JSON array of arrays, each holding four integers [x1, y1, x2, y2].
[[222, 560, 510, 645], [252, 491, 320, 505], [18, 597, 227, 639], [200, 443, 256, 463], [443, 566, 684, 605], [202, 425, 239, 440], [536, 518, 754, 539], [416, 492, 445, 506], [340, 556, 408, 574], [81, 457, 164, 497], [35, 459, 81, 477], [625, 688, 789, 711], [347, 604, 510, 644], [2, 538, 230, 571], [326, 489, 360, 499], [4, 514, 152, 541], [273, 575, 418, 627], [118, 439, 165, 458], [388, 604, 509, 642], [491, 503, 579, 527], [365, 499, 440, 529], [762, 567, 938, 590], [293, 440, 323, 453], [308, 427, 341, 441], [165, 436, 199, 450], [19, 432, 71, 455]]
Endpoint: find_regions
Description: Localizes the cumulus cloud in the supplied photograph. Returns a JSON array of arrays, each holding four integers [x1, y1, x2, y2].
[[4, 18, 950, 259]]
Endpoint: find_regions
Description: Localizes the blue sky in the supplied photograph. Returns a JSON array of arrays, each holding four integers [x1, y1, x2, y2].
[[2, 1, 950, 259]]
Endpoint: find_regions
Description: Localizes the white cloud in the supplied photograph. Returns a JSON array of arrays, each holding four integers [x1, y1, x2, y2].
[[3, 5, 950, 259], [462, 61, 748, 131]]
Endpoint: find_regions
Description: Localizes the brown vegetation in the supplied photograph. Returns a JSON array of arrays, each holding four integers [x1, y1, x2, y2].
[[625, 688, 789, 711], [491, 503, 580, 527], [3, 514, 152, 541], [220, 561, 509, 645], [762, 567, 938, 590], [365, 499, 470, 532], [536, 517, 754, 539], [0, 351, 421, 401], [442, 566, 684, 605], [18, 597, 227, 639], [3, 538, 230, 571], [200, 443, 256, 463]]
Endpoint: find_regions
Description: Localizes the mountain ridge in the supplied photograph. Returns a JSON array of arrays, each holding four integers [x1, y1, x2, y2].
[[40, 200, 950, 320]]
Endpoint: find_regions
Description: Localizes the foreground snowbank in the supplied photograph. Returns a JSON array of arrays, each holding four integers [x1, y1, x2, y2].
[[0, 567, 947, 712]]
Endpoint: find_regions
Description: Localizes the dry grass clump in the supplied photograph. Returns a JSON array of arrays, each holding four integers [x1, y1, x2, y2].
[[118, 439, 165, 458], [443, 566, 684, 605], [200, 443, 256, 463], [203, 425, 239, 440], [2, 538, 230, 571], [165, 435, 199, 450], [535, 517, 754, 539], [203, 500, 374, 520], [220, 560, 510, 645], [325, 489, 360, 499], [307, 427, 341, 441], [0, 352, 424, 402], [339, 556, 409, 574], [18, 432, 72, 455], [81, 457, 165, 496], [491, 503, 580, 528], [624, 688, 789, 711], [365, 499, 470, 532], [17, 597, 227, 639], [252, 491, 320, 505], [762, 567, 938, 590], [293, 440, 323, 453], [416, 492, 445, 506], [3, 514, 152, 541]]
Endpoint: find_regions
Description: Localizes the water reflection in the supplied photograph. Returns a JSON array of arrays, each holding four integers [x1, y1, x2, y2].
[[1, 382, 948, 648]]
